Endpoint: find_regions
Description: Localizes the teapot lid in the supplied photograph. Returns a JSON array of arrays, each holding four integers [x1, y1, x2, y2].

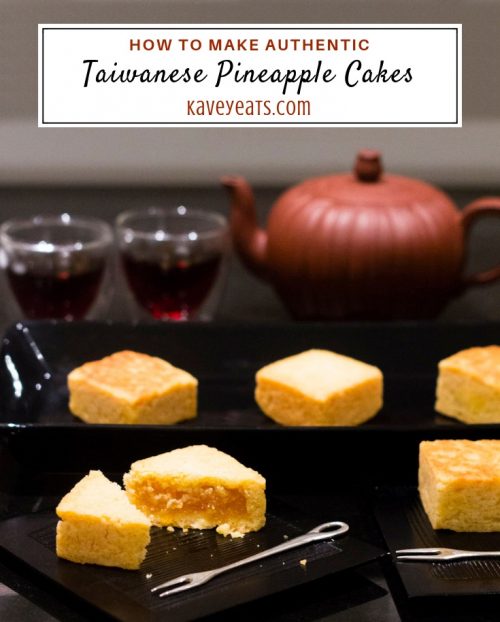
[[353, 150, 383, 182], [292, 149, 455, 210]]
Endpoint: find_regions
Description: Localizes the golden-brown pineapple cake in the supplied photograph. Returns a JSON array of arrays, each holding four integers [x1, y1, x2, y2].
[[419, 440, 500, 532], [68, 350, 197, 425], [255, 349, 383, 426], [124, 445, 266, 537], [435, 346, 500, 424], [56, 470, 151, 569]]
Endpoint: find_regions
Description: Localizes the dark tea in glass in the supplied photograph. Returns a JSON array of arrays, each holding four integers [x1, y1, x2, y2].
[[0, 214, 112, 320], [6, 266, 104, 320], [116, 206, 228, 321]]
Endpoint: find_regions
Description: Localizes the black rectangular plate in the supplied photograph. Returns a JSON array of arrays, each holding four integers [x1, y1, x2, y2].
[[0, 503, 384, 622], [1, 320, 499, 431], [374, 487, 500, 598]]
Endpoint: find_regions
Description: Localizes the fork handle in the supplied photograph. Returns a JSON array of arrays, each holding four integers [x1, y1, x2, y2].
[[205, 521, 349, 581], [455, 551, 500, 560]]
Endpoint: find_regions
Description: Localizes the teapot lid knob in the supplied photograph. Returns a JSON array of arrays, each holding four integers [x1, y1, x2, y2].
[[355, 150, 383, 182]]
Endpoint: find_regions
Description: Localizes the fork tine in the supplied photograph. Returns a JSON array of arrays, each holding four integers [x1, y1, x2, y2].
[[395, 548, 441, 555], [157, 582, 196, 598], [396, 554, 442, 562], [151, 576, 190, 593]]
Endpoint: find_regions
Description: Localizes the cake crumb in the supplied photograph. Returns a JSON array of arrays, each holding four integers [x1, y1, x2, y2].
[[283, 534, 289, 540], [167, 526, 175, 532], [300, 559, 308, 567], [146, 573, 153, 579], [182, 528, 188, 533]]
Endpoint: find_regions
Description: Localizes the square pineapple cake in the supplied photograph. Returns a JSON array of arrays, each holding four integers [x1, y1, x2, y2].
[[435, 346, 500, 424], [255, 349, 383, 426], [419, 439, 500, 532], [68, 350, 197, 425]]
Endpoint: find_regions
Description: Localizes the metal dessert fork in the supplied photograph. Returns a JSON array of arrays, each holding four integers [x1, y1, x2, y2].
[[151, 521, 349, 598], [396, 547, 500, 562]]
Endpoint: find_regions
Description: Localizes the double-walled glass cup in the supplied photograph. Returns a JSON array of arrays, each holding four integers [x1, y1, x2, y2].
[[0, 214, 113, 321], [116, 206, 229, 321]]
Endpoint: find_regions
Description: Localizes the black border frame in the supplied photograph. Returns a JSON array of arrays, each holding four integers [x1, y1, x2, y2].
[[39, 26, 460, 126]]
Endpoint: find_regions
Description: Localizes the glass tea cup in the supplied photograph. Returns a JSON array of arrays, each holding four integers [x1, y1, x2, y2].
[[116, 206, 229, 321], [0, 214, 113, 321]]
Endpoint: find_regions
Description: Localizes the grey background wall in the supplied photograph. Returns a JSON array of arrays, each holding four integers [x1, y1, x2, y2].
[[0, 0, 499, 187]]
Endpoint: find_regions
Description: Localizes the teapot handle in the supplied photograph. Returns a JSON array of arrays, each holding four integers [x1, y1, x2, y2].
[[461, 197, 500, 286]]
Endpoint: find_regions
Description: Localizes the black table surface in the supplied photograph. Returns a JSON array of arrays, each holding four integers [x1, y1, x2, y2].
[[0, 185, 499, 620], [0, 186, 498, 332]]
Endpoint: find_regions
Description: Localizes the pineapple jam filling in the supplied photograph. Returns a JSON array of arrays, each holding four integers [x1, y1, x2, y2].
[[129, 479, 248, 524]]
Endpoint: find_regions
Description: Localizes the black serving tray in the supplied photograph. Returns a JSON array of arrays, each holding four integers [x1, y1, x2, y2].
[[1, 320, 499, 493], [0, 320, 499, 499], [375, 487, 500, 599], [1, 320, 499, 432], [0, 428, 388, 622], [0, 504, 383, 622]]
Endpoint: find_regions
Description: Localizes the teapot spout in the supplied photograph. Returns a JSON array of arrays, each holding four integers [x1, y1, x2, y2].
[[221, 175, 268, 279]]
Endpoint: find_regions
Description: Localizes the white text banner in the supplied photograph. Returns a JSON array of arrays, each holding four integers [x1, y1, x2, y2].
[[38, 24, 461, 127]]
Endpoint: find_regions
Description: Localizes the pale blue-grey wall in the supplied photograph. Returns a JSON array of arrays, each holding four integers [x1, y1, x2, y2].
[[0, 0, 499, 187]]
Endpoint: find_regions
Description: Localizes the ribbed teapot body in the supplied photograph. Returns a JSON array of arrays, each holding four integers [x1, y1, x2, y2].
[[266, 174, 464, 319]]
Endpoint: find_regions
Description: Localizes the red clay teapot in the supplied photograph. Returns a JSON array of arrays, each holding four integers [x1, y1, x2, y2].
[[222, 150, 500, 319]]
